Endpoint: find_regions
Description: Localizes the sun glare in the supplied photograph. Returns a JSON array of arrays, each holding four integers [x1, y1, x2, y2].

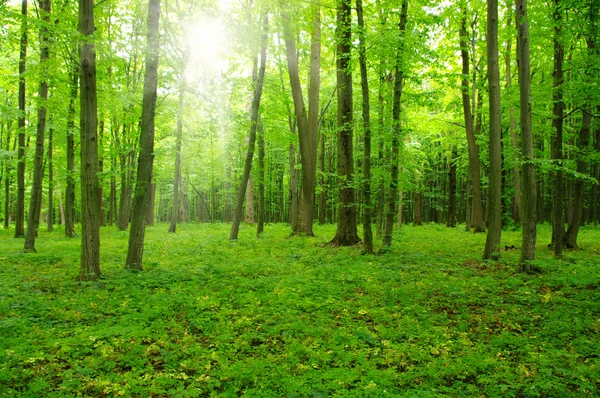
[[185, 18, 229, 73]]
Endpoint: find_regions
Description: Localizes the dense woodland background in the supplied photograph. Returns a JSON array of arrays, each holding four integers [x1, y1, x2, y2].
[[0, 0, 599, 272]]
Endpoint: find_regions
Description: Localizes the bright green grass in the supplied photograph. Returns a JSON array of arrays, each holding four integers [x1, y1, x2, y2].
[[1, 223, 599, 397]]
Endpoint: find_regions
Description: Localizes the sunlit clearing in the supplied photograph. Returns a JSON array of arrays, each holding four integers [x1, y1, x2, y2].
[[185, 18, 229, 74]]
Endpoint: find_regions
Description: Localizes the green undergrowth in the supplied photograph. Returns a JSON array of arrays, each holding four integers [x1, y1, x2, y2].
[[1, 223, 599, 397]]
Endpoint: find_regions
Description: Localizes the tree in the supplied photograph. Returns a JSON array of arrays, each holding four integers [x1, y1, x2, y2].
[[516, 0, 537, 270], [382, 0, 408, 249], [125, 0, 162, 270], [459, 8, 484, 233], [24, 0, 51, 252], [168, 88, 184, 233], [483, 0, 502, 260], [14, 0, 27, 239], [331, 0, 360, 246], [230, 11, 268, 241], [550, 0, 565, 257], [356, 0, 373, 254], [257, 124, 265, 236], [77, 0, 102, 281], [65, 69, 78, 238], [282, 2, 321, 236]]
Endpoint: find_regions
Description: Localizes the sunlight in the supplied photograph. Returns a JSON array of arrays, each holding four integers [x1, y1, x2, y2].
[[185, 17, 229, 74]]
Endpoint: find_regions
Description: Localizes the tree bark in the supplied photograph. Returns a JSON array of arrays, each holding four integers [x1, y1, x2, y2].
[[516, 0, 537, 270], [24, 0, 51, 252], [446, 149, 457, 227], [483, 0, 503, 259], [245, 175, 255, 224], [505, 4, 522, 224], [257, 124, 265, 236], [47, 126, 54, 232], [77, 0, 102, 280], [125, 0, 161, 270], [14, 0, 27, 238], [230, 12, 268, 241], [169, 89, 184, 233], [282, 4, 320, 236], [3, 126, 12, 229], [551, 0, 565, 257], [65, 69, 78, 237], [356, 0, 374, 254], [459, 11, 485, 233], [331, 0, 360, 246], [413, 191, 422, 226], [382, 0, 408, 249]]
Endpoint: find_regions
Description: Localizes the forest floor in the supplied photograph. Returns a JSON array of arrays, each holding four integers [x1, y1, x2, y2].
[[1, 223, 599, 397]]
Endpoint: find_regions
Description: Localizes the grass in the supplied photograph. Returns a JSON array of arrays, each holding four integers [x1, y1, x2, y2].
[[1, 222, 599, 397]]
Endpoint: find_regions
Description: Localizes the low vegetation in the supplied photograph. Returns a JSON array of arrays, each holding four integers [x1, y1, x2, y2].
[[1, 224, 599, 397]]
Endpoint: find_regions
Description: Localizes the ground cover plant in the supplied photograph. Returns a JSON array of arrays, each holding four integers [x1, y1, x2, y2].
[[1, 223, 599, 397]]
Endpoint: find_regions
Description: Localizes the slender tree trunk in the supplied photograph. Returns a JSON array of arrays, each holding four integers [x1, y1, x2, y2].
[[257, 124, 265, 236], [413, 191, 422, 226], [447, 149, 457, 227], [356, 0, 373, 253], [14, 0, 28, 238], [382, 0, 408, 249], [318, 128, 326, 225], [125, 0, 161, 270], [77, 0, 102, 280], [516, 0, 537, 270], [459, 12, 484, 233], [505, 5, 522, 224], [282, 4, 320, 236], [245, 175, 255, 223], [47, 126, 53, 232], [483, 0, 503, 259], [397, 190, 403, 227], [56, 181, 65, 225], [24, 0, 51, 252], [65, 69, 78, 237], [108, 155, 116, 226], [551, 0, 565, 257], [230, 12, 268, 241], [169, 89, 184, 233], [3, 128, 12, 229]]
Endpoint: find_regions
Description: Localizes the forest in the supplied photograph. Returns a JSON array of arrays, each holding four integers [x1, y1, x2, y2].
[[1, 0, 600, 395]]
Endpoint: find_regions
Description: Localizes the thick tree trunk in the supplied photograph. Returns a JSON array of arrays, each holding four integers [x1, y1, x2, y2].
[[77, 0, 102, 280], [483, 0, 503, 260], [257, 125, 265, 236], [413, 191, 422, 226], [516, 0, 537, 270], [459, 13, 485, 233], [24, 0, 51, 252], [446, 149, 457, 227], [357, 0, 374, 254], [551, 0, 565, 257], [65, 69, 78, 238], [14, 0, 27, 238], [331, 0, 360, 246], [230, 12, 268, 241], [282, 4, 320, 236], [169, 89, 184, 233], [125, 0, 161, 270], [47, 126, 53, 232], [245, 175, 255, 224]]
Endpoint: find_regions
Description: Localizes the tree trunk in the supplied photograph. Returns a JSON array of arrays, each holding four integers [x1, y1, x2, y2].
[[245, 175, 255, 224], [357, 0, 374, 254], [446, 149, 457, 227], [459, 12, 485, 233], [4, 128, 13, 229], [505, 5, 522, 224], [483, 0, 503, 260], [331, 0, 360, 246], [47, 126, 54, 232], [382, 0, 408, 249], [65, 69, 78, 238], [125, 0, 161, 271], [397, 190, 403, 227], [282, 4, 320, 236], [413, 191, 422, 226], [14, 0, 28, 238], [108, 155, 116, 226], [24, 0, 51, 252], [318, 128, 326, 225], [77, 0, 102, 280], [169, 89, 184, 233], [257, 124, 265, 236], [516, 0, 537, 270], [230, 12, 268, 241], [551, 0, 565, 257]]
